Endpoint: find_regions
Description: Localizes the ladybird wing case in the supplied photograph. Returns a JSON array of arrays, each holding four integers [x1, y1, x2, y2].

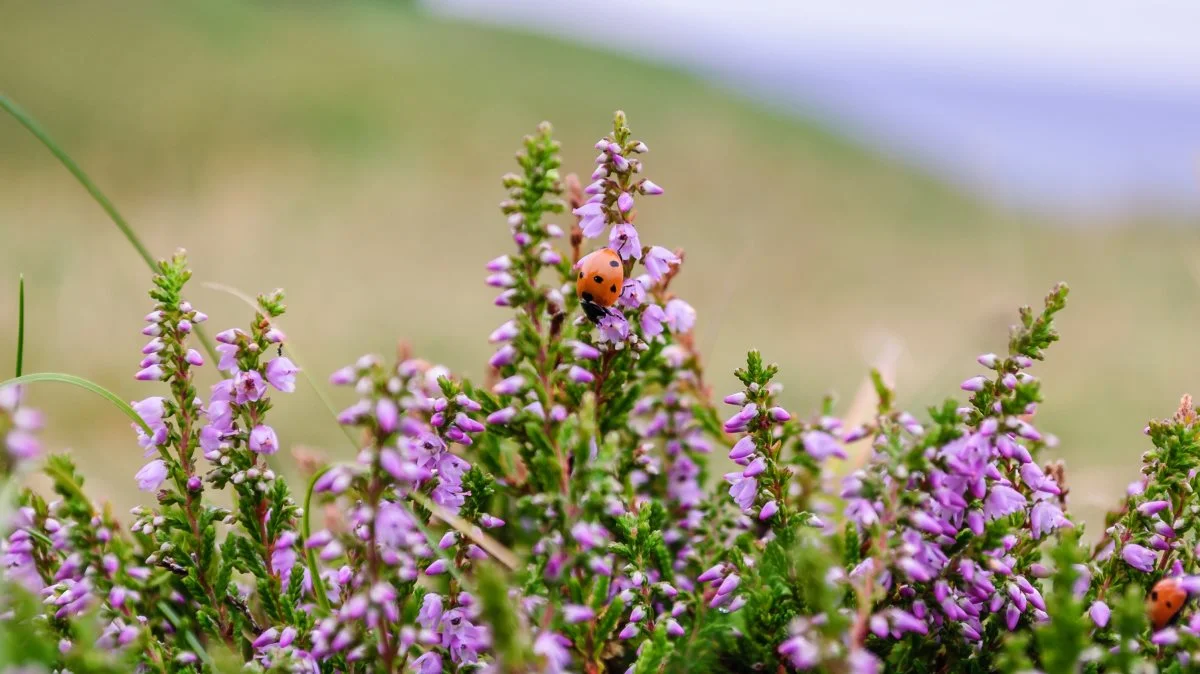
[[1149, 577, 1190, 630], [575, 248, 624, 310]]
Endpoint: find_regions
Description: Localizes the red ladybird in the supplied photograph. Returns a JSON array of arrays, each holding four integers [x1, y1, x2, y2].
[[575, 248, 624, 323], [1149, 577, 1191, 630]]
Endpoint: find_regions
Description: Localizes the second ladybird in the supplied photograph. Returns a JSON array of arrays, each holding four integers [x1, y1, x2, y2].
[[1148, 577, 1191, 630]]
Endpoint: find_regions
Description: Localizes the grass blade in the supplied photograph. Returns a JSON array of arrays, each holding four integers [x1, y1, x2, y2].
[[14, 275, 23, 378], [0, 94, 222, 369], [0, 372, 152, 435]]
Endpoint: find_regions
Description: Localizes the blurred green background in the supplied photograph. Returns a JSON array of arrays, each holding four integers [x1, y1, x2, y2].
[[1, 0, 1197, 528]]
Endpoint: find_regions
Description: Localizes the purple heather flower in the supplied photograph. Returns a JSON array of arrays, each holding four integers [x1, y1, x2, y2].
[[265, 357, 299, 392], [984, 485, 1027, 520], [249, 425, 279, 455], [960, 376, 987, 392], [639, 179, 663, 195], [1089, 600, 1111, 627], [1030, 501, 1070, 539], [329, 366, 356, 385], [488, 321, 518, 343], [573, 202, 606, 238], [485, 272, 515, 288], [187, 476, 202, 491], [563, 605, 594, 624], [609, 223, 642, 260], [567, 340, 600, 360], [759, 500, 779, 520], [216, 344, 239, 373], [567, 366, 595, 384], [233, 370, 266, 404], [743, 457, 767, 477], [454, 412, 486, 433], [1138, 500, 1171, 517], [425, 559, 448, 575], [489, 344, 517, 368], [724, 392, 747, 406], [597, 311, 630, 343], [641, 303, 667, 338], [135, 460, 167, 492], [802, 431, 846, 460], [1121, 544, 1157, 573], [779, 635, 819, 669], [493, 289, 517, 306], [769, 406, 791, 422], [486, 255, 511, 272], [135, 365, 164, 381], [617, 191, 634, 212], [727, 473, 757, 511], [697, 564, 725, 584], [412, 652, 442, 674], [618, 623, 639, 640], [728, 436, 756, 461], [664, 298, 696, 334], [376, 398, 399, 434], [487, 407, 518, 425], [644, 246, 680, 281], [1152, 628, 1180, 645], [493, 375, 526, 395], [1001, 373, 1018, 389]]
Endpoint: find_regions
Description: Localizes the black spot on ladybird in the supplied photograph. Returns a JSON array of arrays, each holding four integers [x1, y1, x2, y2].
[[593, 275, 603, 284], [609, 260, 619, 267], [610, 284, 617, 293], [1153, 591, 1159, 600], [578, 272, 583, 279], [581, 291, 594, 302], [1168, 601, 1174, 608]]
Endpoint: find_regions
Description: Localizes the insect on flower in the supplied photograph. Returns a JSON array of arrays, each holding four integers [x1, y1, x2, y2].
[[575, 246, 624, 324], [1148, 577, 1191, 630]]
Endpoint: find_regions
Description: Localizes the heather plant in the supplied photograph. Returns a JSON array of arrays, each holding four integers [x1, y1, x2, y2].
[[6, 98, 1200, 673]]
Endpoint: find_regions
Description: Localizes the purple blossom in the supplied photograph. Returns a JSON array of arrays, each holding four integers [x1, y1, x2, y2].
[[617, 191, 634, 212], [249, 425, 280, 455], [265, 357, 299, 392], [609, 223, 642, 260], [960, 376, 987, 392], [1030, 500, 1070, 539], [802, 431, 846, 460], [1089, 600, 1111, 627], [664, 298, 696, 334], [567, 366, 595, 384], [573, 201, 607, 238], [493, 375, 527, 395], [135, 460, 167, 492], [641, 303, 667, 338], [726, 472, 757, 511], [644, 246, 680, 281], [1121, 543, 1157, 573], [984, 485, 1027, 520], [234, 370, 266, 404], [1138, 500, 1171, 517]]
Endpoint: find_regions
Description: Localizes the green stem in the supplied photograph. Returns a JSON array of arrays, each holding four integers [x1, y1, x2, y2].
[[14, 275, 23, 378], [0, 94, 222, 369], [303, 466, 334, 614]]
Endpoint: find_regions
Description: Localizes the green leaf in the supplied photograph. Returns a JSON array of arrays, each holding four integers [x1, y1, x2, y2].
[[0, 372, 153, 435]]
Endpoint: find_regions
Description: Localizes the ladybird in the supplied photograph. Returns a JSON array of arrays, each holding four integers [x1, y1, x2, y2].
[[575, 248, 624, 323], [1149, 577, 1190, 630]]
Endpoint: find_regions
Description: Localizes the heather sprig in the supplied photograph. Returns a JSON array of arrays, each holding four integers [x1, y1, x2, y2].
[[9, 103, 1200, 674]]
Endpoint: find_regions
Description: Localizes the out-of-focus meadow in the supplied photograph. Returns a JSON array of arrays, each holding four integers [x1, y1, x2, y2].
[[1, 0, 1197, 527]]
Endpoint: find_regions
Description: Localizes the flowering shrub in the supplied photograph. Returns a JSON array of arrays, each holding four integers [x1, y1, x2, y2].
[[4, 109, 1200, 673]]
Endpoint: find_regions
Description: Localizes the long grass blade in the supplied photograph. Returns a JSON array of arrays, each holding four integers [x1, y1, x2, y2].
[[0, 372, 152, 435], [0, 94, 222, 369], [14, 275, 24, 377]]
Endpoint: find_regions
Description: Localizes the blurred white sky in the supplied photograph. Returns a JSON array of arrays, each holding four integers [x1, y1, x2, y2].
[[432, 0, 1200, 93], [431, 0, 1200, 215]]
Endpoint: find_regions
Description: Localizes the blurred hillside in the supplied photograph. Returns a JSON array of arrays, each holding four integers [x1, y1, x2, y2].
[[0, 0, 1196, 526]]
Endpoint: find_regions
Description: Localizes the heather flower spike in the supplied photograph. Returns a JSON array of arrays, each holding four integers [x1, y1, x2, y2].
[[2, 109, 1196, 674]]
